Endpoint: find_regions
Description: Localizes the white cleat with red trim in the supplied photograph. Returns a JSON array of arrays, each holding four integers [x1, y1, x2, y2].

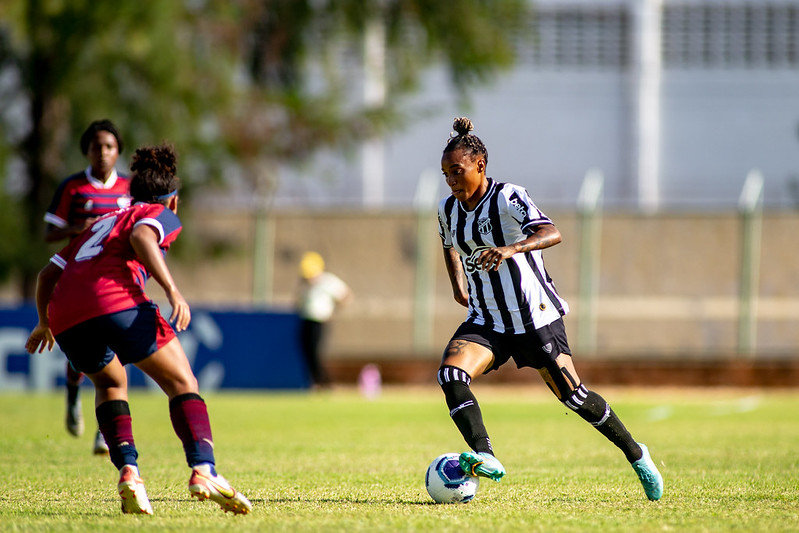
[[118, 465, 153, 515], [189, 463, 252, 515]]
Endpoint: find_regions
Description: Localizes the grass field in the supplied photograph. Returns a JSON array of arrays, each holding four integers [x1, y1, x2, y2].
[[1, 385, 798, 532]]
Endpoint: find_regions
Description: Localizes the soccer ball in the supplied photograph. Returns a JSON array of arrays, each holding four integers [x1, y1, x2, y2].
[[425, 453, 479, 504]]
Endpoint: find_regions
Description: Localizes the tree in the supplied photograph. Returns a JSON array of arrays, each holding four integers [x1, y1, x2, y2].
[[0, 0, 529, 299]]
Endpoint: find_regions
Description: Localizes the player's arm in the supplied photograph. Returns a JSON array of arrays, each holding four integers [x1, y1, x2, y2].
[[442, 245, 469, 307], [25, 262, 62, 354], [44, 220, 96, 243], [477, 223, 562, 272], [130, 224, 191, 331]]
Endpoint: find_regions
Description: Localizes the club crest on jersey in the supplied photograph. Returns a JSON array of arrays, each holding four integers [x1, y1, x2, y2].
[[477, 217, 492, 235], [542, 342, 553, 354], [464, 246, 492, 273], [84, 199, 94, 211], [509, 197, 528, 219]]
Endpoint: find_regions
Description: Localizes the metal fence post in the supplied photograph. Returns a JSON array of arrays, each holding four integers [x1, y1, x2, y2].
[[576, 169, 604, 355], [252, 194, 275, 306], [737, 169, 764, 356], [413, 170, 439, 354]]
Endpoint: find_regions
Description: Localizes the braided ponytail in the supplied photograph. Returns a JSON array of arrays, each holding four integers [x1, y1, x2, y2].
[[443, 117, 488, 167]]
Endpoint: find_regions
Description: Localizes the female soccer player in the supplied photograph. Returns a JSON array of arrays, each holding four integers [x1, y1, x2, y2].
[[45, 119, 132, 454], [436, 117, 663, 501], [26, 144, 252, 515]]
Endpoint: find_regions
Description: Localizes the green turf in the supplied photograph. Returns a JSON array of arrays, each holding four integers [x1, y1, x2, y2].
[[1, 386, 797, 532]]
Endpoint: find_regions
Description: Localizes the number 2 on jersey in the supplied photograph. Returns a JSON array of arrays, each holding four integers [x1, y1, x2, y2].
[[75, 216, 117, 261]]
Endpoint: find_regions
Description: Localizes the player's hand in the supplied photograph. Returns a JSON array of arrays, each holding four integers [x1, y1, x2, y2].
[[82, 217, 99, 230], [166, 289, 191, 332], [25, 324, 55, 354], [478, 246, 513, 271]]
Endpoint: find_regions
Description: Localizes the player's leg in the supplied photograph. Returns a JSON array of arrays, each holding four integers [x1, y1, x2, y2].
[[439, 339, 505, 481], [539, 354, 642, 460], [133, 337, 251, 514], [133, 337, 214, 464], [539, 353, 663, 500], [87, 357, 152, 514], [300, 319, 327, 387], [65, 361, 84, 436], [65, 356, 109, 453]]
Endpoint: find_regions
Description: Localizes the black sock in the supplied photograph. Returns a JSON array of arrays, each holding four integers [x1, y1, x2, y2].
[[564, 385, 642, 463], [66, 383, 80, 405], [438, 366, 493, 455]]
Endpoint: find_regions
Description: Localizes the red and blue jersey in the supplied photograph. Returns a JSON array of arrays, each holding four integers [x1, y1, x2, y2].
[[44, 167, 131, 231], [48, 203, 182, 335]]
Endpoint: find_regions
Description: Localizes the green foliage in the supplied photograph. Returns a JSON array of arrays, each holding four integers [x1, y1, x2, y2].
[[0, 0, 531, 298], [0, 192, 25, 280], [1, 387, 798, 531]]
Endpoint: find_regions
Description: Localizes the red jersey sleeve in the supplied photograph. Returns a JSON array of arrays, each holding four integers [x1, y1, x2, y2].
[[45, 173, 82, 228]]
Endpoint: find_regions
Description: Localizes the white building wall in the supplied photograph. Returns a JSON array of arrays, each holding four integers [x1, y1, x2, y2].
[[271, 0, 799, 211]]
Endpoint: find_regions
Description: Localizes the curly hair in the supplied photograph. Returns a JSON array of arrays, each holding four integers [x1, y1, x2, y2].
[[80, 119, 124, 155], [442, 117, 488, 168], [128, 144, 181, 204]]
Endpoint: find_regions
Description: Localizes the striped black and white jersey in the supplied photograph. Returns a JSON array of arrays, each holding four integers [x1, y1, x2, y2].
[[437, 178, 569, 334]]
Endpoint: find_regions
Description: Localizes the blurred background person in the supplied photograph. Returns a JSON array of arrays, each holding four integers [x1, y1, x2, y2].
[[43, 119, 131, 455], [297, 251, 352, 389]]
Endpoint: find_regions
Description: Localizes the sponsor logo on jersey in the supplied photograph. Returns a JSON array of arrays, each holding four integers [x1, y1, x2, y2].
[[477, 217, 492, 235], [509, 197, 527, 219], [464, 246, 492, 273], [118, 196, 131, 208]]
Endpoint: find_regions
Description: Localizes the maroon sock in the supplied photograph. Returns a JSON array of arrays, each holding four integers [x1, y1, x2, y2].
[[169, 393, 215, 467], [96, 400, 137, 469]]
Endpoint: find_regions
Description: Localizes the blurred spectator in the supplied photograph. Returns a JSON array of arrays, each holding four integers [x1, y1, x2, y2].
[[296, 251, 351, 389]]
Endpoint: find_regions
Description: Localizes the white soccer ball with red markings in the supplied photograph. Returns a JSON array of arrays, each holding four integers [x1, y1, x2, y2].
[[425, 453, 479, 504]]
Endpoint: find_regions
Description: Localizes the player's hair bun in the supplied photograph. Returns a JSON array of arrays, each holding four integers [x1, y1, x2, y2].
[[452, 117, 474, 137], [129, 144, 180, 203], [131, 145, 177, 177]]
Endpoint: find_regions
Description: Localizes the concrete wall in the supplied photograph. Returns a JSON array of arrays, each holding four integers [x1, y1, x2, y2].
[[167, 208, 799, 362]]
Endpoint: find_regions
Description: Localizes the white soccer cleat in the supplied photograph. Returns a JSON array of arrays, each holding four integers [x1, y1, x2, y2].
[[118, 465, 153, 515], [189, 463, 252, 515], [93, 429, 109, 455], [65, 395, 84, 437]]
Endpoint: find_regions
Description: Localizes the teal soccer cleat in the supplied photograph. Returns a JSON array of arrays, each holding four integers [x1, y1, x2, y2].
[[631, 443, 663, 501], [459, 451, 506, 482]]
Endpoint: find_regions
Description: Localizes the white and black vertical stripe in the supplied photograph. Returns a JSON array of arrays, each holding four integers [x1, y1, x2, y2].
[[437, 178, 569, 334]]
